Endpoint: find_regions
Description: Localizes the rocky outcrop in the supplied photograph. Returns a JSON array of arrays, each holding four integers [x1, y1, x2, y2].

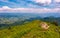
[[40, 22, 50, 30]]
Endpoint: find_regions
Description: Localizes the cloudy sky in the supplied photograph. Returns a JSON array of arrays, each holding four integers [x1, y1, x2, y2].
[[0, 0, 60, 13]]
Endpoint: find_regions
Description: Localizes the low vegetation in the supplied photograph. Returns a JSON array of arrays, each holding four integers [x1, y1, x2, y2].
[[0, 20, 60, 38]]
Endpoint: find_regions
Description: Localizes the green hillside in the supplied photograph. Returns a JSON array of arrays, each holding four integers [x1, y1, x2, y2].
[[0, 20, 60, 38]]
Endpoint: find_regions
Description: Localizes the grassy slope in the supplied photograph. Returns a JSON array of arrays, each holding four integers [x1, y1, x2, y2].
[[0, 20, 60, 38]]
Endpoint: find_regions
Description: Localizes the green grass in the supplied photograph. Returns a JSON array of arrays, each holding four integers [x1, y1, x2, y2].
[[0, 20, 60, 38]]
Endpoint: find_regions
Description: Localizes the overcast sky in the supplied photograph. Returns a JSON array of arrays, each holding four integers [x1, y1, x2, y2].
[[0, 0, 60, 13]]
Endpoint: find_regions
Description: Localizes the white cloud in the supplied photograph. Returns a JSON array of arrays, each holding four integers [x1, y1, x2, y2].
[[55, 0, 60, 2], [32, 0, 52, 6], [53, 0, 60, 8], [33, 0, 51, 3], [2, 6, 11, 9], [0, 6, 60, 13]]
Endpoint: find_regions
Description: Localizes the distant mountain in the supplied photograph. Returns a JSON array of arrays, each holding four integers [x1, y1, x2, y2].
[[0, 13, 60, 17], [0, 13, 60, 26], [38, 13, 60, 17], [0, 13, 40, 18]]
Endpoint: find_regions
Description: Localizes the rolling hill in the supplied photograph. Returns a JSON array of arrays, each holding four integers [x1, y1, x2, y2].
[[0, 20, 60, 38]]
